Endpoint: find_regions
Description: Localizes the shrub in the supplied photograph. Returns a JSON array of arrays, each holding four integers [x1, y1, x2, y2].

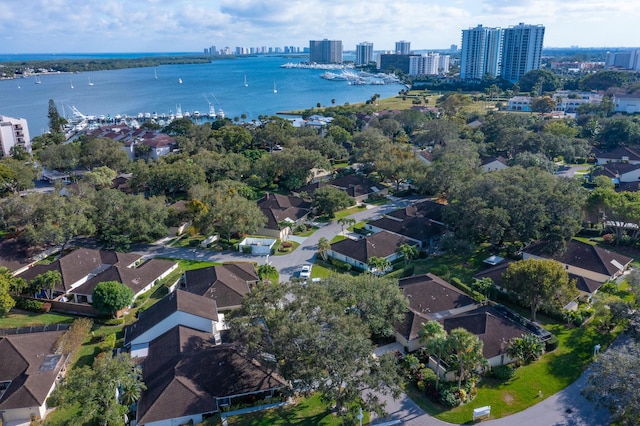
[[295, 224, 307, 233], [14, 297, 44, 312], [439, 387, 461, 407], [241, 245, 253, 254], [41, 302, 52, 313], [100, 333, 116, 352], [329, 257, 352, 271], [492, 364, 515, 380], [545, 335, 559, 352], [430, 265, 450, 280], [281, 241, 293, 248]]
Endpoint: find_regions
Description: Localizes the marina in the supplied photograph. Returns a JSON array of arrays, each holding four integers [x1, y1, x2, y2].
[[0, 55, 402, 136]]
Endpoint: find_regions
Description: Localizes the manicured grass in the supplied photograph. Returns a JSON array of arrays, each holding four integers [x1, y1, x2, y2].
[[411, 250, 491, 284], [295, 226, 319, 238], [330, 235, 347, 244], [224, 393, 368, 426], [333, 205, 367, 220], [44, 402, 82, 426], [273, 241, 300, 256], [410, 319, 623, 424], [364, 197, 390, 206], [171, 258, 222, 271], [0, 311, 75, 329]]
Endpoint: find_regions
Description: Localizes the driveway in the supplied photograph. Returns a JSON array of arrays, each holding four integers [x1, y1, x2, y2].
[[554, 164, 587, 178]]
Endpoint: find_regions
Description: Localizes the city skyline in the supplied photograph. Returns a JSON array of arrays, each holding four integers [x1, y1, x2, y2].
[[1, 0, 639, 54]]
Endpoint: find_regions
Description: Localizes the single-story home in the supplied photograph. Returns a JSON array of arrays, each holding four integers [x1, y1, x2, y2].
[[394, 273, 480, 352], [480, 156, 509, 173], [522, 239, 632, 284], [327, 174, 388, 203], [0, 330, 67, 425], [18, 248, 178, 305], [327, 231, 417, 273], [589, 162, 640, 184], [256, 193, 311, 240], [124, 289, 221, 358], [592, 146, 640, 165], [136, 326, 287, 426], [181, 263, 258, 311]]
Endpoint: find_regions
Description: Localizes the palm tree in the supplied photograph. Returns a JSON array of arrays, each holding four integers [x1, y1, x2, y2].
[[447, 328, 485, 390], [317, 237, 331, 262], [506, 334, 544, 366], [420, 321, 448, 394], [397, 244, 419, 267], [257, 264, 278, 282], [338, 217, 355, 235], [367, 256, 391, 275]]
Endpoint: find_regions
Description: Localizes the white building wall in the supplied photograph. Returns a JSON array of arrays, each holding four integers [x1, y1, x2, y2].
[[128, 311, 215, 350]]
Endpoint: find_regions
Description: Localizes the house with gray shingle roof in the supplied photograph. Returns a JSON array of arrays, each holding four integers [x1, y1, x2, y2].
[[18, 248, 177, 304], [327, 231, 416, 273], [0, 330, 67, 425], [256, 193, 311, 239], [124, 289, 220, 358], [522, 239, 632, 284], [182, 263, 258, 311], [393, 273, 537, 367], [136, 326, 287, 426]]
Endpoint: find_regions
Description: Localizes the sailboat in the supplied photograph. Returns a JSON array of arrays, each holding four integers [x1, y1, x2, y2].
[[273, 81, 277, 93], [88, 77, 94, 86], [34, 76, 41, 84], [178, 78, 183, 84], [70, 79, 74, 89], [154, 69, 158, 80], [244, 75, 248, 87]]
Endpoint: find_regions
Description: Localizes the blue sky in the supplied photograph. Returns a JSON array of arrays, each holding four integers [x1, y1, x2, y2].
[[1, 0, 638, 53]]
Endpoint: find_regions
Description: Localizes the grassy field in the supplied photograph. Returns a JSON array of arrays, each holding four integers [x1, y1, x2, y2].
[[222, 394, 369, 426]]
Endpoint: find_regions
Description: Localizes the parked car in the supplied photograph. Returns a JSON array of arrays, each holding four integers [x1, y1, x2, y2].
[[300, 264, 312, 279]]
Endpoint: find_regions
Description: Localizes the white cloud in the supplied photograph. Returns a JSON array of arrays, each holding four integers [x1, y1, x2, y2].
[[0, 0, 638, 52]]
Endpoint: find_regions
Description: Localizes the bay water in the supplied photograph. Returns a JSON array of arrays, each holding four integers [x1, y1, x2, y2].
[[0, 54, 402, 136]]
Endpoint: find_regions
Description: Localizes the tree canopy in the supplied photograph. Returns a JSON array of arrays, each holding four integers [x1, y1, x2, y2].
[[92, 281, 134, 316], [502, 258, 578, 322]]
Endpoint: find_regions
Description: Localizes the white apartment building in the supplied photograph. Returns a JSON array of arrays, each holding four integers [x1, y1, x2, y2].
[[460, 25, 502, 80], [614, 93, 640, 114], [356, 42, 374, 66], [0, 115, 31, 157], [409, 53, 450, 76], [395, 40, 411, 55], [500, 23, 545, 82], [553, 91, 603, 113]]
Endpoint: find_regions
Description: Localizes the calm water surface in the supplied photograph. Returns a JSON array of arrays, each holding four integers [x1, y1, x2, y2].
[[0, 55, 402, 136]]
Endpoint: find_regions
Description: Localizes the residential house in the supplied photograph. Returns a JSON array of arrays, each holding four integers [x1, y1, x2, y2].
[[394, 274, 543, 368], [613, 93, 640, 114], [473, 259, 603, 300], [110, 173, 133, 194], [523, 240, 632, 284], [136, 326, 287, 426], [18, 248, 177, 304], [181, 263, 258, 311], [592, 146, 640, 165], [86, 125, 177, 161], [328, 174, 388, 203], [480, 156, 509, 172], [0, 330, 67, 425], [416, 149, 433, 165], [553, 91, 603, 114], [256, 193, 311, 240], [439, 305, 538, 367], [365, 200, 446, 251], [327, 230, 416, 272], [394, 273, 480, 352], [589, 162, 640, 185], [124, 289, 221, 358]]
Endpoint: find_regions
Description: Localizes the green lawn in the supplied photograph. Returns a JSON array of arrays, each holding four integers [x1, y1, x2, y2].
[[410, 250, 491, 283], [409, 319, 623, 424], [295, 226, 319, 238], [0, 311, 75, 329], [333, 205, 368, 220], [222, 394, 369, 426]]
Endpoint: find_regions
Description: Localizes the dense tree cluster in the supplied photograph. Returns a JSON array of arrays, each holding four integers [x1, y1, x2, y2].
[[228, 278, 407, 420]]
